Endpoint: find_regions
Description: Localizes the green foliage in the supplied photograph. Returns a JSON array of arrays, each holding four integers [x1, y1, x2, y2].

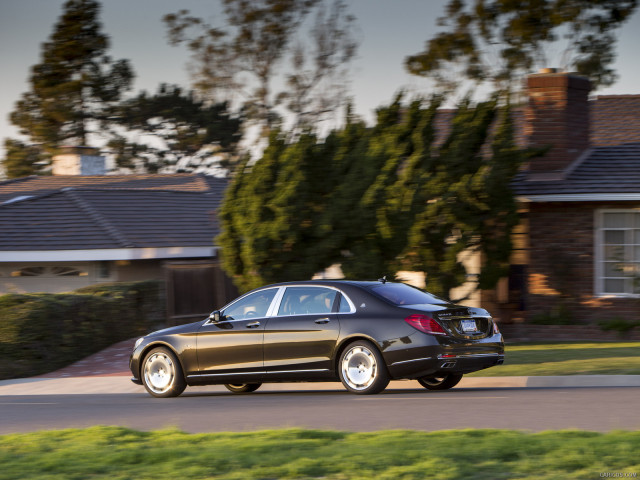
[[0, 281, 164, 380], [1, 427, 640, 479], [530, 305, 578, 325], [405, 0, 638, 93], [3, 0, 134, 173], [109, 84, 242, 172], [2, 139, 46, 179], [599, 316, 640, 335], [218, 131, 338, 291], [219, 96, 531, 298]]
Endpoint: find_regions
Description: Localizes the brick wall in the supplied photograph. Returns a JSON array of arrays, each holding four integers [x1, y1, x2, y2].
[[500, 323, 640, 342], [525, 201, 640, 324]]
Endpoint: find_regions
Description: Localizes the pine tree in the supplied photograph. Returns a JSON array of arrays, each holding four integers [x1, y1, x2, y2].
[[4, 0, 133, 175], [406, 0, 637, 94], [109, 84, 242, 173]]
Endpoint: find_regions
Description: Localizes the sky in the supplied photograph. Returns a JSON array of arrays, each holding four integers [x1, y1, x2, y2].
[[1, 0, 640, 162]]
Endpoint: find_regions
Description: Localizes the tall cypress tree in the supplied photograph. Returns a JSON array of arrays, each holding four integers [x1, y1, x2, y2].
[[5, 0, 133, 174], [405, 99, 498, 298], [219, 96, 529, 298], [218, 129, 340, 291]]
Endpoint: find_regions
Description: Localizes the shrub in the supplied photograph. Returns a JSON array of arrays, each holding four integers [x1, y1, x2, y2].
[[529, 304, 578, 325], [598, 316, 640, 336], [0, 281, 165, 380]]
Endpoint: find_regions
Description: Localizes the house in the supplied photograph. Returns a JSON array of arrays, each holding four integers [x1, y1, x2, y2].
[[0, 150, 237, 324], [498, 71, 640, 326]]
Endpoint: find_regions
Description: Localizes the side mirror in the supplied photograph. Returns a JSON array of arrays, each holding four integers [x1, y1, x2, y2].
[[209, 310, 222, 323]]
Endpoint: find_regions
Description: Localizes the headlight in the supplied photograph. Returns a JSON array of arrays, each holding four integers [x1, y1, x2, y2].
[[134, 337, 145, 349]]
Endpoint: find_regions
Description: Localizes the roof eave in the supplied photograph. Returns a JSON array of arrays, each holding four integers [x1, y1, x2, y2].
[[0, 246, 218, 262], [517, 193, 640, 203]]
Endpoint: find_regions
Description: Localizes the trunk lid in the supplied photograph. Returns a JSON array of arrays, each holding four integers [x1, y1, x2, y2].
[[433, 306, 493, 339]]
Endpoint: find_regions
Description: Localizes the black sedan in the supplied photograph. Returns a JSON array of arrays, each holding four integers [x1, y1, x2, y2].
[[130, 280, 504, 397]]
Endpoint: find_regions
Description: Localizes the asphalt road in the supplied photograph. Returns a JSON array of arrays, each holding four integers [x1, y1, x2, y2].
[[2, 385, 639, 434]]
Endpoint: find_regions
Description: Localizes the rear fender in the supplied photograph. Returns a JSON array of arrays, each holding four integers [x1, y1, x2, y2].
[[332, 334, 382, 375]]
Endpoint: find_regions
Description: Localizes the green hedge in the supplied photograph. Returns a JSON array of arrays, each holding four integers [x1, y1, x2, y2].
[[0, 281, 165, 380]]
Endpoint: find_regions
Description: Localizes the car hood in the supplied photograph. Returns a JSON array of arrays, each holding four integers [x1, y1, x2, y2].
[[146, 320, 204, 338]]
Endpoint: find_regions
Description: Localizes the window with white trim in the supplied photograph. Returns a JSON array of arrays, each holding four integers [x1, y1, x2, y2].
[[596, 210, 640, 296]]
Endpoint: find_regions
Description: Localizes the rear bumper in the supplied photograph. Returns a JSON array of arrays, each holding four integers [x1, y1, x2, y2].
[[389, 352, 504, 379], [385, 332, 504, 379]]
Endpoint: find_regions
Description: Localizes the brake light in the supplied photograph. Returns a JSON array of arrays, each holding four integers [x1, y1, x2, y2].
[[404, 314, 447, 335], [492, 320, 500, 334]]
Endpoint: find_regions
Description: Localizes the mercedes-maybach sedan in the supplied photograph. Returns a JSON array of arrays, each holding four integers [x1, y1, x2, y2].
[[130, 280, 504, 397]]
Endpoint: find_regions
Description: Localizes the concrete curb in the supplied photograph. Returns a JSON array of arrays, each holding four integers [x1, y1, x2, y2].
[[1, 375, 639, 396], [459, 375, 640, 388]]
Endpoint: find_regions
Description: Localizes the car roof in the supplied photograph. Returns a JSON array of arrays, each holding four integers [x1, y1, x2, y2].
[[265, 279, 387, 289]]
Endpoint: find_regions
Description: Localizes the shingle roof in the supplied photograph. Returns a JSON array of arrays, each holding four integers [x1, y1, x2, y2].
[[513, 143, 640, 198], [431, 95, 640, 199], [0, 174, 227, 252], [592, 95, 640, 147]]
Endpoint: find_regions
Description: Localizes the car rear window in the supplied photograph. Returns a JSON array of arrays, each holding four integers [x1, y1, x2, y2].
[[370, 283, 447, 306]]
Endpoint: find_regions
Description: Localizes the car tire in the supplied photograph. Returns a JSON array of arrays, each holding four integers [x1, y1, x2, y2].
[[224, 383, 262, 393], [339, 340, 390, 394], [417, 373, 463, 390], [141, 347, 187, 398]]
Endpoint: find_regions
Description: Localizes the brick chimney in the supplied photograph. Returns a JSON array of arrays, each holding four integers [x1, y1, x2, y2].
[[52, 146, 106, 175], [524, 69, 591, 174]]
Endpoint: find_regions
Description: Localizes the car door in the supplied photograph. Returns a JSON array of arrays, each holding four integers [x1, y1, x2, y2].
[[196, 288, 279, 378], [263, 286, 341, 378]]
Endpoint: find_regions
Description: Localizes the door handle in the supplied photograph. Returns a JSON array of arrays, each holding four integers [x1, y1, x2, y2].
[[314, 318, 330, 324], [246, 321, 260, 328]]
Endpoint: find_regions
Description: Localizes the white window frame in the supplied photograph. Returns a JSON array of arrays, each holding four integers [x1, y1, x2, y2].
[[594, 208, 640, 297]]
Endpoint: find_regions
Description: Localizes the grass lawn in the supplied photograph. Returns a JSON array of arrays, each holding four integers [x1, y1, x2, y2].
[[1, 427, 639, 479], [469, 342, 640, 376]]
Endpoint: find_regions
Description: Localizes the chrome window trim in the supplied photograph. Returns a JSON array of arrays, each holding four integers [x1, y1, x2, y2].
[[273, 284, 356, 317], [205, 286, 281, 325], [336, 291, 356, 314], [205, 284, 357, 324], [266, 286, 286, 317], [223, 286, 280, 313]]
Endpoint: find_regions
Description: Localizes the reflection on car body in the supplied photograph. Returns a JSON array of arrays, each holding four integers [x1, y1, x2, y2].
[[130, 280, 504, 397]]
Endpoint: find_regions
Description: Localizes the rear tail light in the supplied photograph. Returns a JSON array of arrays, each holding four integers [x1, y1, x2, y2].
[[404, 314, 447, 336], [492, 320, 500, 334]]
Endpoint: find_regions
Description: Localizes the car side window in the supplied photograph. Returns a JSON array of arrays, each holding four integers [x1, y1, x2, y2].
[[278, 287, 337, 316], [223, 289, 277, 321], [337, 293, 353, 313]]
